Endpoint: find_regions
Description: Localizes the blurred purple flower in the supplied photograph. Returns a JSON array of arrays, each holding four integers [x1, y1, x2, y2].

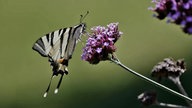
[[81, 22, 123, 64], [150, 0, 192, 34], [138, 91, 157, 106], [151, 58, 186, 81]]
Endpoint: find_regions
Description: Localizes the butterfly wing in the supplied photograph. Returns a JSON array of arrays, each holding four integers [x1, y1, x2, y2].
[[32, 28, 65, 61], [62, 24, 85, 60], [46, 29, 64, 61], [33, 23, 85, 61]]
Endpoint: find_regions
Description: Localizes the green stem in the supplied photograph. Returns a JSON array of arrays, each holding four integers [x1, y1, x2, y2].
[[110, 58, 192, 103], [172, 78, 192, 107], [156, 102, 190, 108]]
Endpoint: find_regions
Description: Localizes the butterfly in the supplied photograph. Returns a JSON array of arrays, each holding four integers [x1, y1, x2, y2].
[[32, 12, 88, 97]]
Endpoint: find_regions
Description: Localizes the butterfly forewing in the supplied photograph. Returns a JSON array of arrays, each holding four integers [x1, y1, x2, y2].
[[62, 25, 84, 59]]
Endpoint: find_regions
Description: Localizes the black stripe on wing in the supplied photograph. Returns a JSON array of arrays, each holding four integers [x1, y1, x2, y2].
[[59, 28, 66, 57], [50, 32, 54, 47], [46, 34, 50, 42], [64, 27, 72, 54]]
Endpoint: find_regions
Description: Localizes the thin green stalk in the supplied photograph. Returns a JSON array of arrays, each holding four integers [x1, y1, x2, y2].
[[156, 102, 190, 108], [173, 78, 192, 107], [110, 58, 192, 103]]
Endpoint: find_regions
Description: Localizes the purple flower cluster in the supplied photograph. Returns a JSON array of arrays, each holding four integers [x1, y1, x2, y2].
[[151, 58, 186, 80], [150, 0, 192, 34], [81, 23, 123, 64]]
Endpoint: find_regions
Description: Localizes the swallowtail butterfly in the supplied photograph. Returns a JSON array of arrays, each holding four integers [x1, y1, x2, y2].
[[32, 12, 88, 97]]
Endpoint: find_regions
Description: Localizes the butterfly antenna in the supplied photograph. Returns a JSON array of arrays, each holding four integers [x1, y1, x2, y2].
[[54, 73, 64, 94], [80, 15, 83, 23], [80, 11, 89, 23], [43, 75, 54, 97]]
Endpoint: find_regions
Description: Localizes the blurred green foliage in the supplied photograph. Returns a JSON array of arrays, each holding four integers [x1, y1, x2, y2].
[[0, 0, 192, 108]]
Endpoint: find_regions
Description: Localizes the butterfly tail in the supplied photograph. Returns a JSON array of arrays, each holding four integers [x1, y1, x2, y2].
[[43, 74, 54, 97], [54, 64, 69, 94]]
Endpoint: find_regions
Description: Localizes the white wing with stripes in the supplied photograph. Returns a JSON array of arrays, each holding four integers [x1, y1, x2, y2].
[[32, 23, 86, 61]]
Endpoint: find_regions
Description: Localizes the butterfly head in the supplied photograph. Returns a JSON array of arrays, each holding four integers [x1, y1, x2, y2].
[[80, 23, 86, 34]]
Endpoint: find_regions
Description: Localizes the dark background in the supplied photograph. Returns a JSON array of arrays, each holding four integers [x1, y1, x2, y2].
[[0, 0, 192, 107]]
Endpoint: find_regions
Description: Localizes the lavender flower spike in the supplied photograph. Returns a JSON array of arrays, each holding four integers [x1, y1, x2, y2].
[[81, 22, 123, 64]]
